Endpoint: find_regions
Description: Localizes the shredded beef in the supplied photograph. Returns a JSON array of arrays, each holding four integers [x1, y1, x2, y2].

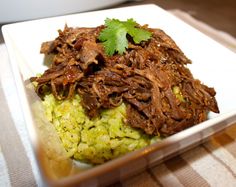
[[31, 24, 219, 136]]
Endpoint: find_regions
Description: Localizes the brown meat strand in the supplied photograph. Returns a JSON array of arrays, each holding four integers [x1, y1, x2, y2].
[[31, 24, 219, 136]]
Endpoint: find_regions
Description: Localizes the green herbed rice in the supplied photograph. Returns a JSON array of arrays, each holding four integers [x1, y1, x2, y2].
[[42, 94, 159, 164]]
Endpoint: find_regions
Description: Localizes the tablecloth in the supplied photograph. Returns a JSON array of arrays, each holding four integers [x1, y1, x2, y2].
[[1, 10, 236, 187]]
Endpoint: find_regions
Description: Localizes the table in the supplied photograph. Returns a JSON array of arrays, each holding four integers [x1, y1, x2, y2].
[[1, 4, 236, 187]]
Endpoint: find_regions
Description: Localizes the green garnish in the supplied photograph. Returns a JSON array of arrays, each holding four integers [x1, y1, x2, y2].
[[98, 18, 152, 56], [172, 86, 185, 102]]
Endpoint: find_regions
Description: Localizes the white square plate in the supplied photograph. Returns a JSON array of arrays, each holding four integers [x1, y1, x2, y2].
[[2, 4, 236, 186]]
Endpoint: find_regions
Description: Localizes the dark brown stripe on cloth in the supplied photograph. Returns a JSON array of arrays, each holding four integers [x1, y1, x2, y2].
[[202, 144, 236, 178], [0, 84, 37, 187], [213, 133, 236, 159], [165, 155, 210, 187]]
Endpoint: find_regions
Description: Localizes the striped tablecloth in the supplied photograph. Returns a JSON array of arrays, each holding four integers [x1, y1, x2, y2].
[[0, 10, 236, 187]]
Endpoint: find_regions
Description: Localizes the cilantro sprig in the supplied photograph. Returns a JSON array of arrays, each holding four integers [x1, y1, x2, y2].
[[98, 18, 152, 56]]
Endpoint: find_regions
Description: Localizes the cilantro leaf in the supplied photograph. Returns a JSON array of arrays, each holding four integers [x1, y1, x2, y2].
[[98, 18, 152, 56], [123, 18, 152, 44], [99, 18, 128, 56]]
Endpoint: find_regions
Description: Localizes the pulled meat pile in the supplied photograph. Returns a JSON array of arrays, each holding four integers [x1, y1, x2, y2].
[[31, 25, 219, 136]]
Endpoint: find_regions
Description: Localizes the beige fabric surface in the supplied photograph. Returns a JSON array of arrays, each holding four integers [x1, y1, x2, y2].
[[0, 10, 236, 187]]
